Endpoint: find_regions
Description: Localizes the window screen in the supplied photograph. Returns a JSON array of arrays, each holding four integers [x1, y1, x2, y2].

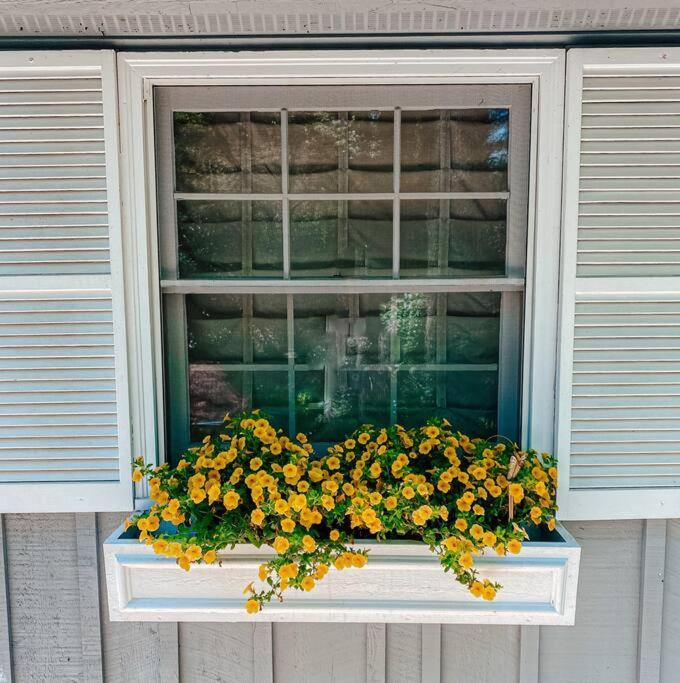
[[155, 85, 531, 460]]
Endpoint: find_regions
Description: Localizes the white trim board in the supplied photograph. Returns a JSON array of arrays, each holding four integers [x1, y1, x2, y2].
[[116, 50, 566, 494]]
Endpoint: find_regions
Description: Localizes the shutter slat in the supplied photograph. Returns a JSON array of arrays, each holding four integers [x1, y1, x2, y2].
[[0, 66, 108, 281]]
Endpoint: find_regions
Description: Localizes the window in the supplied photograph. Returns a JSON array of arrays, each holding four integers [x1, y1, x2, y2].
[[155, 84, 531, 460]]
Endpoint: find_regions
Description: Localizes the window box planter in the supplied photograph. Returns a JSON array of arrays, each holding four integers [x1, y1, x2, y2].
[[103, 523, 580, 625]]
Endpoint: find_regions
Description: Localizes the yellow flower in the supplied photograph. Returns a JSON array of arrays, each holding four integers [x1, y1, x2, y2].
[[281, 518, 296, 533], [132, 469, 143, 483], [470, 466, 486, 481], [470, 524, 484, 541], [315, 564, 329, 580], [326, 456, 340, 470], [274, 499, 290, 515], [282, 463, 298, 479], [250, 457, 262, 471], [273, 536, 290, 554], [402, 486, 415, 500], [270, 442, 282, 455], [251, 509, 265, 526], [469, 581, 483, 598], [223, 491, 240, 510], [342, 483, 355, 496], [495, 543, 505, 556], [279, 562, 299, 580], [358, 432, 370, 445], [185, 544, 202, 561], [384, 496, 397, 510], [329, 529, 340, 541], [145, 515, 160, 532], [508, 483, 524, 503], [190, 488, 206, 504], [454, 518, 468, 532], [178, 555, 191, 571], [302, 535, 317, 553], [547, 518, 556, 531], [291, 493, 306, 512], [535, 481, 547, 497], [258, 564, 268, 581], [460, 552, 474, 569], [507, 539, 522, 554], [245, 599, 260, 614], [530, 506, 542, 524], [482, 584, 497, 601], [296, 433, 308, 444], [203, 550, 217, 564], [301, 576, 315, 591], [152, 539, 168, 555], [416, 483, 428, 496], [418, 441, 432, 455], [369, 462, 381, 478], [482, 531, 496, 547], [472, 504, 485, 516], [350, 553, 367, 568], [345, 439, 356, 449], [166, 542, 182, 558], [207, 484, 221, 504]]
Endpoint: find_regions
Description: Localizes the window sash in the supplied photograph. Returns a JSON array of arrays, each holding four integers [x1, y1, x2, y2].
[[154, 83, 531, 458]]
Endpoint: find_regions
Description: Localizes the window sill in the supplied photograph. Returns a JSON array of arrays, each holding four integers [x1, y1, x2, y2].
[[103, 523, 580, 625]]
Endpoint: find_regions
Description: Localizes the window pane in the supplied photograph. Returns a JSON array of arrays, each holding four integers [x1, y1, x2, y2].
[[177, 200, 283, 278], [400, 198, 507, 277], [290, 200, 393, 278], [400, 109, 508, 193], [173, 112, 281, 193], [188, 367, 289, 441], [397, 370, 499, 437], [173, 291, 503, 446], [288, 111, 393, 193], [187, 294, 288, 364]]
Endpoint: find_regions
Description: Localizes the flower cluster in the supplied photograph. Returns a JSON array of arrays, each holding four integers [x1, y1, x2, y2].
[[128, 411, 558, 613]]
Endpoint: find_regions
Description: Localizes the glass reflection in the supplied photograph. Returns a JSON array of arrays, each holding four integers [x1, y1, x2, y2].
[[177, 200, 283, 278], [400, 109, 508, 193], [288, 111, 393, 193], [181, 292, 501, 443], [400, 199, 507, 277], [289, 200, 393, 278], [173, 112, 281, 193]]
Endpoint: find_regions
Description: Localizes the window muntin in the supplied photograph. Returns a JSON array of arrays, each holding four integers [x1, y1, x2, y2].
[[155, 85, 531, 459]]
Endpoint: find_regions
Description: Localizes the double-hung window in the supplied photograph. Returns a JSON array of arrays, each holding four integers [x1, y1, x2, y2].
[[155, 84, 531, 460]]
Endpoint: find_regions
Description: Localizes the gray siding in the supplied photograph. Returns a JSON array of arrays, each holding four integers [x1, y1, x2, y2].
[[0, 515, 677, 683]]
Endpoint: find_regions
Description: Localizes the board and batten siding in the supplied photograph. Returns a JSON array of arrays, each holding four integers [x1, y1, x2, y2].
[[0, 515, 676, 682], [0, 51, 133, 513]]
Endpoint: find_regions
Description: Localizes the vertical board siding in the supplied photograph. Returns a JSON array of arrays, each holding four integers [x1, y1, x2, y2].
[[0, 516, 11, 683], [0, 515, 676, 682], [386, 624, 421, 682], [538, 521, 643, 683], [441, 625, 521, 683], [273, 624, 367, 682], [661, 519, 680, 683], [4, 514, 83, 681], [97, 512, 166, 683], [179, 624, 255, 683]]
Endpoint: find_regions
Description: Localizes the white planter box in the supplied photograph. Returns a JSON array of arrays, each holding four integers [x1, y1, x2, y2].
[[103, 523, 580, 625]]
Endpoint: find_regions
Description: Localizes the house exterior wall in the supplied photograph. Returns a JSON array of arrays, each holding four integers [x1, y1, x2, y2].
[[0, 514, 677, 683]]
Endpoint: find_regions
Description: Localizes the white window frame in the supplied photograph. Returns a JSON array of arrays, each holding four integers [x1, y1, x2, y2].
[[116, 50, 566, 508]]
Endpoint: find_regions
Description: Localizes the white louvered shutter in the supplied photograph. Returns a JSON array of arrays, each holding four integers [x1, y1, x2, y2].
[[0, 51, 132, 512], [557, 48, 680, 520]]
